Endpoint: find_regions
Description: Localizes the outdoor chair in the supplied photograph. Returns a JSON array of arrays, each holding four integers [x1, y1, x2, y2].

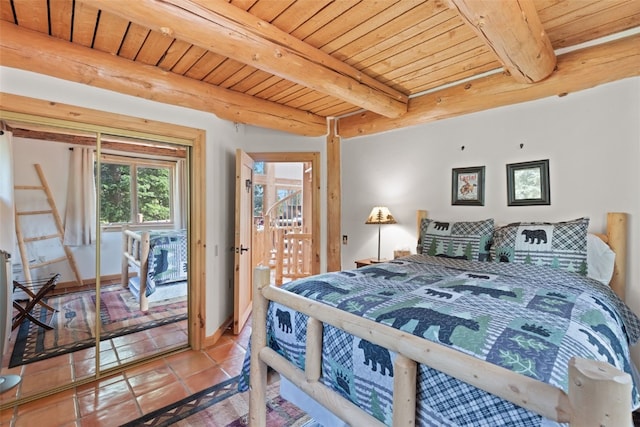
[[12, 273, 61, 331]]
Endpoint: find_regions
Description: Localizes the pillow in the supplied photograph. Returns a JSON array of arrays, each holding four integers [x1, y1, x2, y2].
[[491, 217, 589, 274], [419, 218, 494, 261], [587, 233, 615, 285]]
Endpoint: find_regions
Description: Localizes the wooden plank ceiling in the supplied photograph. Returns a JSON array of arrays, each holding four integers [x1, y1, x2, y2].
[[1, 0, 639, 137]]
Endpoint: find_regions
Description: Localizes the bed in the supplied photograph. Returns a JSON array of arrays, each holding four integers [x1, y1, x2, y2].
[[121, 228, 188, 311], [243, 211, 639, 426]]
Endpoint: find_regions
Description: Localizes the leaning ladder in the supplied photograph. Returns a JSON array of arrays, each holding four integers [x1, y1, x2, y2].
[[14, 164, 83, 286]]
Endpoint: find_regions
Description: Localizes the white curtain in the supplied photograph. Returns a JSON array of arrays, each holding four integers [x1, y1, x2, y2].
[[63, 147, 96, 246]]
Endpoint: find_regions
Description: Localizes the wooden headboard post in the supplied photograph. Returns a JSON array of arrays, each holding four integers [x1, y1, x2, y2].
[[607, 212, 627, 301]]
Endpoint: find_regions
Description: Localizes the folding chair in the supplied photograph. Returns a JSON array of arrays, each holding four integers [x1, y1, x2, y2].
[[12, 273, 61, 331]]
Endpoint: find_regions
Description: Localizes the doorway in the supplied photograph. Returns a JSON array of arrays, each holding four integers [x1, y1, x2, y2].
[[233, 151, 320, 334]]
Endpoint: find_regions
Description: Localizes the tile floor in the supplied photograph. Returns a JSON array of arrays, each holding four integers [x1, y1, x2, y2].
[[0, 319, 251, 426]]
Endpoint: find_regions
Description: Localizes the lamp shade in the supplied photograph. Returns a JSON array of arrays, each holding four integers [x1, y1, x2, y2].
[[365, 206, 396, 225]]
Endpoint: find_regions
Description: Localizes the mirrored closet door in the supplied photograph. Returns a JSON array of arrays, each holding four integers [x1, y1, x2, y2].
[[0, 113, 192, 407]]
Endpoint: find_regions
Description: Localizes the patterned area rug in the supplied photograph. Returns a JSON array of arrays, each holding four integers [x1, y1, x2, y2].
[[122, 376, 312, 427], [9, 285, 187, 367]]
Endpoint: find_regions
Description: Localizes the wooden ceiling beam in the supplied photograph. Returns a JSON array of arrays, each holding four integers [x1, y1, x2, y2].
[[338, 33, 640, 139], [449, 0, 556, 83], [78, 0, 408, 118], [0, 22, 327, 136]]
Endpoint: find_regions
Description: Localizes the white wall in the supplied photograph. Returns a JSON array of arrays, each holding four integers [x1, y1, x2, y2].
[[341, 77, 640, 313]]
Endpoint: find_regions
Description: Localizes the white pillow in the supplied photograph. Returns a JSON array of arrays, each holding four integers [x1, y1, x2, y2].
[[587, 233, 616, 285]]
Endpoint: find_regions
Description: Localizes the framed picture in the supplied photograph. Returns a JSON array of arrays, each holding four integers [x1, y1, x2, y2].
[[452, 166, 485, 206], [506, 159, 550, 206]]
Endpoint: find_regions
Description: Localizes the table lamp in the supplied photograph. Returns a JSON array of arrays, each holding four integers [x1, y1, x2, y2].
[[365, 206, 396, 262]]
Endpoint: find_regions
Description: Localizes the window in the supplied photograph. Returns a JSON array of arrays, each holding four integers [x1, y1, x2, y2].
[[100, 155, 174, 226]]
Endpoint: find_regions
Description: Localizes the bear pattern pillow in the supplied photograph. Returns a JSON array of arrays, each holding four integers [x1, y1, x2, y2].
[[491, 217, 589, 275], [420, 218, 494, 261]]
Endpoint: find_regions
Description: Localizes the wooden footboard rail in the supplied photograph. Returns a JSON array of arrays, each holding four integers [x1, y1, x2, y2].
[[121, 227, 151, 311], [248, 266, 632, 427]]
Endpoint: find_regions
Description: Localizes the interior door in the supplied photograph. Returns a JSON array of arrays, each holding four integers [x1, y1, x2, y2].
[[233, 149, 254, 334]]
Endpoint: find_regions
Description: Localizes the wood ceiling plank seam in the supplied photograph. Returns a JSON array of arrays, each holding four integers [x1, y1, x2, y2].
[[169, 45, 208, 75], [284, 90, 330, 110], [134, 30, 175, 66], [252, 76, 297, 99], [315, 103, 360, 118], [217, 64, 257, 89], [240, 72, 280, 96], [184, 51, 228, 81], [537, 0, 633, 40], [297, 94, 340, 112], [332, 2, 453, 64], [398, 56, 500, 96], [352, 19, 470, 76], [11, 0, 48, 32], [49, 0, 74, 40], [542, 1, 634, 32], [283, 91, 329, 111], [377, 38, 492, 85], [544, 4, 640, 48], [229, 68, 273, 93], [268, 84, 312, 104], [92, 11, 129, 55], [535, 0, 608, 27], [387, 49, 494, 94], [550, 13, 640, 49], [290, 1, 359, 43], [364, 25, 481, 81], [202, 57, 251, 86], [344, 14, 460, 70], [269, 0, 332, 34], [230, 0, 259, 12], [0, 0, 16, 22], [318, 0, 422, 55], [117, 22, 149, 61], [71, 2, 99, 47], [156, 39, 193, 71], [246, 0, 295, 23], [301, 0, 399, 51]]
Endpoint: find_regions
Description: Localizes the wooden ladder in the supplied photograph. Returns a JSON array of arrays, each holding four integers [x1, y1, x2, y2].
[[14, 164, 83, 286]]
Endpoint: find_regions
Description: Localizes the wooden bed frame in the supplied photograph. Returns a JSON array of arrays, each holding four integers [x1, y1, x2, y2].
[[121, 227, 151, 311], [249, 211, 632, 426]]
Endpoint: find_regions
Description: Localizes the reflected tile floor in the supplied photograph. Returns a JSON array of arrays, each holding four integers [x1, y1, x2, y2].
[[0, 319, 251, 427]]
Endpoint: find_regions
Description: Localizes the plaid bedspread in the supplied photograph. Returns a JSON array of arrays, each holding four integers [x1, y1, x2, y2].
[[240, 255, 640, 426]]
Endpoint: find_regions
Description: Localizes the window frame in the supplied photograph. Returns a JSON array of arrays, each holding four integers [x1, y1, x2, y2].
[[100, 153, 177, 229]]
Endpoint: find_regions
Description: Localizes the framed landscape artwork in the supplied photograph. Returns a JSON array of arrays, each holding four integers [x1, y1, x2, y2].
[[506, 159, 550, 206]]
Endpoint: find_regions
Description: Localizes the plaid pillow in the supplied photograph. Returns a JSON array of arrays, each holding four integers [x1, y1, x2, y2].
[[419, 218, 494, 261], [491, 217, 589, 274]]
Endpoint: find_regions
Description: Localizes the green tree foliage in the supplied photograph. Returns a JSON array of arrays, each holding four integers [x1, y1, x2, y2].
[[100, 163, 171, 224], [137, 167, 170, 222], [100, 163, 131, 224]]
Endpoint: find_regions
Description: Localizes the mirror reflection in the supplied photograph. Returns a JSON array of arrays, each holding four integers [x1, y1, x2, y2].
[[0, 121, 189, 404]]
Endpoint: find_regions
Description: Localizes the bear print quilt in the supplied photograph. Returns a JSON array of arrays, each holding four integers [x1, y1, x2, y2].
[[239, 254, 640, 426]]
